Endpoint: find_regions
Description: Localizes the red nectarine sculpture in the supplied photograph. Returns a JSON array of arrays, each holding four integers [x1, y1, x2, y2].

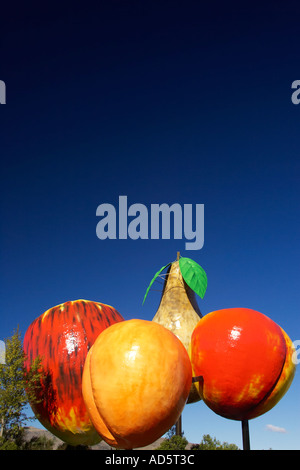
[[190, 307, 296, 448]]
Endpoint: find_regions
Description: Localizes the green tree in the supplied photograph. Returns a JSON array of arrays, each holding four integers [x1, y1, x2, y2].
[[191, 434, 239, 450], [156, 434, 188, 450], [156, 424, 188, 450], [57, 443, 92, 450], [23, 434, 55, 450], [0, 327, 42, 447]]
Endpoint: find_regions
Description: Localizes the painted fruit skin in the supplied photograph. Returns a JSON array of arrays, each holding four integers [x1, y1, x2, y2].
[[190, 308, 296, 421], [82, 319, 192, 449], [152, 261, 202, 404], [23, 299, 124, 445]]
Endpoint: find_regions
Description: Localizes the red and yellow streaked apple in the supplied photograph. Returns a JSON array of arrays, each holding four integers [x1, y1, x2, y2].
[[23, 299, 124, 445]]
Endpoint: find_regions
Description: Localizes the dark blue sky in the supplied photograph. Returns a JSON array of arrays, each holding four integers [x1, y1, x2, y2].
[[1, 1, 299, 449]]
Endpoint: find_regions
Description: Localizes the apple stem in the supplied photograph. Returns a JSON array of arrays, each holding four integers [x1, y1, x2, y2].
[[241, 420, 250, 450]]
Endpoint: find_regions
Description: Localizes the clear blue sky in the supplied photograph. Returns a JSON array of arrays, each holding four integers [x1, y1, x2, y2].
[[1, 1, 299, 450]]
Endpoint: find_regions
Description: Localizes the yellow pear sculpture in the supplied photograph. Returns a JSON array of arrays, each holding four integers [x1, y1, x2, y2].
[[152, 254, 203, 404]]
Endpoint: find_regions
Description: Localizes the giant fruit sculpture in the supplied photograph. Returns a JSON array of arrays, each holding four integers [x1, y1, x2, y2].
[[23, 299, 124, 446], [82, 319, 192, 449], [190, 308, 296, 421], [144, 255, 207, 403]]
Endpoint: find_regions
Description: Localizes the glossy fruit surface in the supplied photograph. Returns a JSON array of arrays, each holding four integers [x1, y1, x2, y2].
[[23, 299, 124, 445], [152, 261, 202, 404], [82, 319, 192, 449], [190, 308, 296, 420]]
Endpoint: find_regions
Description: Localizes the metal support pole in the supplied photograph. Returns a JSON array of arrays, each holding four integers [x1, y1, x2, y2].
[[241, 420, 250, 450], [174, 252, 181, 438], [175, 414, 182, 436]]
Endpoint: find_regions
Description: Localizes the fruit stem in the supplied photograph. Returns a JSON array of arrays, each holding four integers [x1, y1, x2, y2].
[[177, 251, 180, 261]]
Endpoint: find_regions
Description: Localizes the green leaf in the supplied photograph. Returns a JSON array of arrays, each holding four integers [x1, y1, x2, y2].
[[179, 257, 207, 299], [142, 262, 172, 305]]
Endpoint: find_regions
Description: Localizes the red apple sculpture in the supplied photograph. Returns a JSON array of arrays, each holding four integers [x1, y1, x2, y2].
[[23, 299, 124, 445], [190, 308, 296, 420]]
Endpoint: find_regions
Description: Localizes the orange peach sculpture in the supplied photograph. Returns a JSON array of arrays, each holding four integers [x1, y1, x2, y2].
[[190, 308, 296, 421], [82, 319, 192, 449]]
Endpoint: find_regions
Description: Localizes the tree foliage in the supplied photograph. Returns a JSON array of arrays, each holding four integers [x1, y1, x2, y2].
[[191, 434, 240, 450], [156, 434, 189, 450], [156, 424, 239, 451], [22, 434, 55, 450], [0, 327, 43, 446]]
